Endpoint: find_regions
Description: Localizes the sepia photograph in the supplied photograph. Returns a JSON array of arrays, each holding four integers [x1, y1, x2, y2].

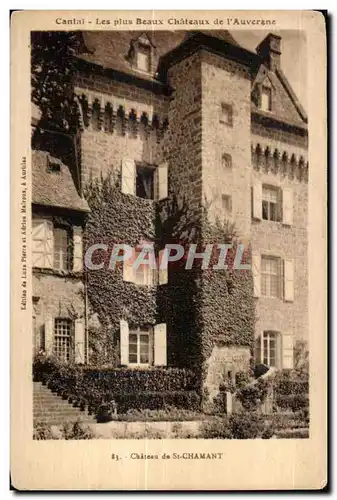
[[10, 9, 327, 490], [30, 27, 309, 441]]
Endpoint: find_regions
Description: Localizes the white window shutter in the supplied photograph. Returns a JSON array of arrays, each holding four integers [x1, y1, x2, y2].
[[282, 188, 293, 226], [32, 219, 46, 268], [282, 332, 294, 369], [74, 318, 85, 364], [44, 316, 53, 356], [157, 162, 168, 200], [154, 323, 167, 366], [45, 221, 54, 269], [73, 227, 83, 272], [253, 181, 262, 220], [158, 249, 168, 285], [284, 259, 294, 302], [120, 319, 129, 365], [121, 158, 135, 195], [252, 254, 261, 297], [123, 249, 134, 283]]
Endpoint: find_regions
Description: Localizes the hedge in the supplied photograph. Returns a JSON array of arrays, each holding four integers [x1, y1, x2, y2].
[[82, 366, 199, 393], [33, 356, 200, 415], [113, 391, 201, 413], [273, 370, 309, 413]]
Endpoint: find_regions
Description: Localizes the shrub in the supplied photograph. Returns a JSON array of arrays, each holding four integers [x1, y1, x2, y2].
[[33, 420, 94, 440], [230, 412, 265, 439], [83, 366, 199, 393], [200, 417, 233, 439], [235, 371, 251, 389], [33, 356, 201, 416], [236, 379, 270, 411], [118, 407, 204, 422], [61, 421, 94, 440], [274, 369, 309, 414], [114, 391, 201, 413], [200, 413, 268, 439], [33, 421, 54, 440]]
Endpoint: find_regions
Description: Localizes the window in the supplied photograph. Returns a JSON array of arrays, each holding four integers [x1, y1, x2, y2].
[[133, 248, 154, 286], [261, 256, 281, 298], [136, 45, 151, 73], [255, 331, 280, 368], [261, 86, 272, 111], [222, 153, 232, 169], [54, 228, 70, 271], [262, 185, 281, 221], [54, 318, 73, 362], [136, 164, 155, 199], [220, 103, 233, 126], [128, 327, 151, 365], [222, 194, 232, 218], [47, 157, 61, 173], [32, 219, 53, 268]]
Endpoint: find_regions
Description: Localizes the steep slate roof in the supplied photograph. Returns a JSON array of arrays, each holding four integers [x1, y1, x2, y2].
[[32, 150, 90, 212], [79, 31, 186, 82], [78, 30, 306, 128], [78, 30, 243, 82]]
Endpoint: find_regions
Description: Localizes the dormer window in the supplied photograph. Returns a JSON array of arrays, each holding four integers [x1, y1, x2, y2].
[[128, 34, 154, 75], [137, 44, 151, 73], [261, 86, 272, 111]]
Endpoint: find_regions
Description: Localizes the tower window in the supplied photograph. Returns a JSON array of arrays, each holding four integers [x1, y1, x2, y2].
[[220, 103, 233, 126], [136, 164, 155, 199], [262, 185, 281, 221], [222, 153, 232, 169], [261, 256, 281, 298], [222, 194, 232, 218]]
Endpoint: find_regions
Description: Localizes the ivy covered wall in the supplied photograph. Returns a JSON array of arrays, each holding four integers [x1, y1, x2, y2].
[[84, 173, 255, 391]]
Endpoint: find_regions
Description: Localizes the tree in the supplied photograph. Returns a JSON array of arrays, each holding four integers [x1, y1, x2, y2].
[[31, 31, 82, 132]]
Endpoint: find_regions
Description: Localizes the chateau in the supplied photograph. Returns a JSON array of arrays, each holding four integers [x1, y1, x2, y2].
[[31, 30, 308, 394]]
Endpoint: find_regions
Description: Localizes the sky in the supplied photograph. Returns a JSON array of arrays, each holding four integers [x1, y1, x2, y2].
[[234, 30, 307, 111]]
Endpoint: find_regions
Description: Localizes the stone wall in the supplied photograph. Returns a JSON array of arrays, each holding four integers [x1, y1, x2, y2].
[[205, 346, 251, 399], [163, 52, 203, 216], [33, 272, 85, 352], [74, 72, 169, 187], [201, 51, 252, 238], [251, 131, 308, 343]]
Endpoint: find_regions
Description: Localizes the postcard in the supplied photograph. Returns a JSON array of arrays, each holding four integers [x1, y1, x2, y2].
[[11, 10, 327, 490]]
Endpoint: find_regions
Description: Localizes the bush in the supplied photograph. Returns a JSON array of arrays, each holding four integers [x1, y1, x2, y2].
[[235, 371, 251, 389], [83, 366, 199, 393], [114, 391, 201, 413], [33, 356, 200, 416], [236, 379, 270, 411], [33, 421, 54, 440], [61, 421, 94, 440], [200, 413, 267, 439], [230, 412, 264, 439], [33, 420, 94, 440], [117, 407, 204, 422], [274, 370, 309, 413], [200, 417, 232, 439]]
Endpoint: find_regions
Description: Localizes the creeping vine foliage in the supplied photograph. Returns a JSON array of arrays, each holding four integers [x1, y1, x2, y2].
[[83, 171, 255, 378]]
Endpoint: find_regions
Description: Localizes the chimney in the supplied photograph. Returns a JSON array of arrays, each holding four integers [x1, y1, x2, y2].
[[256, 33, 281, 71]]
